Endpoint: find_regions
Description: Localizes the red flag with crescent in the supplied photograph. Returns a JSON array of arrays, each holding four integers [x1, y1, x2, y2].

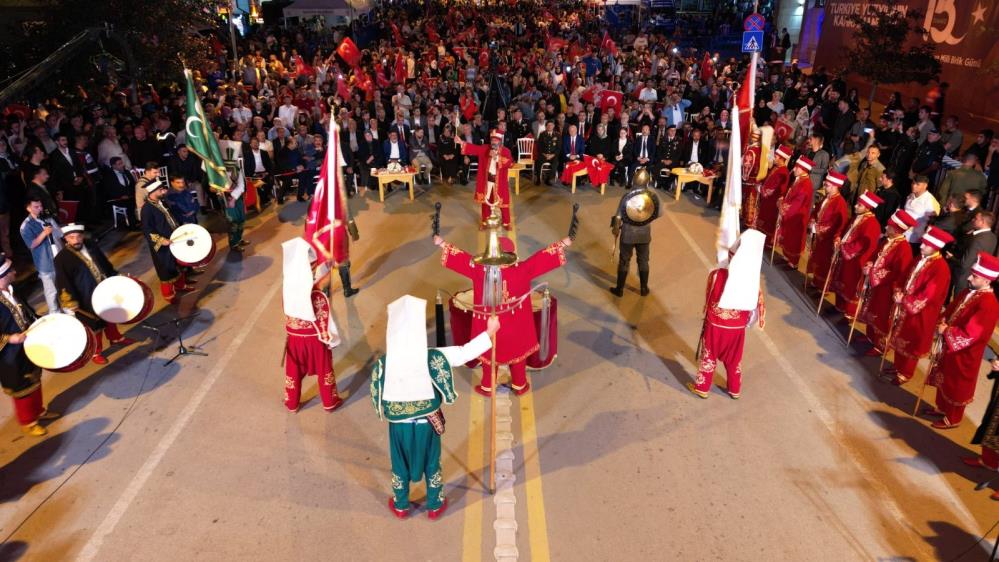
[[336, 38, 361, 68], [304, 119, 349, 265], [599, 90, 624, 115]]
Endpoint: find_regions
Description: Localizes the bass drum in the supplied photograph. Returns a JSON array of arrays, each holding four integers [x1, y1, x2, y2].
[[24, 313, 97, 372], [170, 224, 216, 268], [447, 288, 558, 370], [92, 275, 154, 324]]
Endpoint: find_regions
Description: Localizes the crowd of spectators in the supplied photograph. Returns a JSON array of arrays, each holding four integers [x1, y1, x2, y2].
[[0, 0, 995, 289]]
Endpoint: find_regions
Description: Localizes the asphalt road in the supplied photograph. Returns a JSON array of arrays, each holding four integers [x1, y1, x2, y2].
[[0, 178, 995, 561]]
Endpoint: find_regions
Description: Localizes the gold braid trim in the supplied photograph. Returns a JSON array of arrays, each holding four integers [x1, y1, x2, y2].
[[65, 245, 107, 285]]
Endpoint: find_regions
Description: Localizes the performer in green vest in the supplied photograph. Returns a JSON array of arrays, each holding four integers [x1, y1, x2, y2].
[[372, 294, 498, 520]]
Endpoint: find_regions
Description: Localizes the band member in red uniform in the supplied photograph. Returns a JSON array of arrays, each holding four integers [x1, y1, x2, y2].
[[883, 226, 953, 385], [807, 170, 850, 290], [688, 230, 766, 399], [757, 145, 792, 244], [831, 192, 883, 318], [740, 130, 763, 227], [924, 253, 999, 429], [281, 238, 343, 413], [775, 156, 814, 268], [860, 211, 917, 353], [434, 228, 570, 396], [0, 256, 58, 436], [456, 130, 514, 229]]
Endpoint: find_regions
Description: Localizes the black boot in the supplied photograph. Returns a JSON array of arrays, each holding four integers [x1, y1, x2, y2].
[[609, 269, 627, 297], [639, 270, 650, 296], [339, 264, 359, 297]]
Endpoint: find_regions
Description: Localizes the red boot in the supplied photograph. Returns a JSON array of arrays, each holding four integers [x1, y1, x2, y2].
[[388, 498, 411, 519], [427, 498, 448, 521]]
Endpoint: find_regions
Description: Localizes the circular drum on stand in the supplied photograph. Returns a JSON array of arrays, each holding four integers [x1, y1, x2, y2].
[[24, 313, 97, 372], [447, 288, 558, 370], [92, 275, 154, 324], [169, 224, 216, 268]]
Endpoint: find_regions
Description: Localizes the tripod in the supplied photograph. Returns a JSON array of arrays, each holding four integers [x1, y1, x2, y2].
[[140, 313, 208, 366]]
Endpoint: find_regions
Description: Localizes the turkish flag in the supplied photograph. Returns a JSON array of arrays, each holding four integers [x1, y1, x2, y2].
[[580, 85, 600, 103], [336, 74, 352, 100], [390, 22, 403, 46], [599, 90, 624, 115], [375, 68, 391, 88], [336, 38, 361, 68], [601, 31, 618, 56], [305, 119, 349, 265], [546, 36, 568, 51]]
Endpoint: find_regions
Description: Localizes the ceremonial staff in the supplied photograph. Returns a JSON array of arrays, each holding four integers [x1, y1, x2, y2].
[[846, 270, 871, 345], [880, 300, 903, 372], [801, 227, 814, 288], [432, 203, 446, 347], [816, 243, 840, 315], [912, 330, 943, 416], [769, 199, 783, 265]]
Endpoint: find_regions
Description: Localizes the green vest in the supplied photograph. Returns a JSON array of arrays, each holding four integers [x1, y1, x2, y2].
[[371, 349, 457, 422]]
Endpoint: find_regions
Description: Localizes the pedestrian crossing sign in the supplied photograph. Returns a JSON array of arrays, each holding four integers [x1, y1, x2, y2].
[[742, 31, 763, 53]]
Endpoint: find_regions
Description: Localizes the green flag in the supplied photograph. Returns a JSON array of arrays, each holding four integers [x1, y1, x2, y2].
[[183, 69, 231, 194]]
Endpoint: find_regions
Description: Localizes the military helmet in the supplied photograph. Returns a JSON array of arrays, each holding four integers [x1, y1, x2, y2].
[[632, 167, 652, 189]]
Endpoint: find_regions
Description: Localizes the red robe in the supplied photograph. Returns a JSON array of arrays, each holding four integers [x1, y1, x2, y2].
[[757, 165, 790, 241], [807, 193, 849, 289], [929, 289, 999, 422], [462, 143, 514, 227], [860, 236, 913, 348], [889, 253, 950, 377], [283, 290, 339, 411], [776, 175, 813, 265], [831, 212, 881, 317], [441, 241, 566, 366], [695, 268, 765, 396], [740, 145, 762, 226]]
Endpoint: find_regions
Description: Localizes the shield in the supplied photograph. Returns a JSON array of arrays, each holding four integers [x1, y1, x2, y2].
[[623, 189, 659, 226]]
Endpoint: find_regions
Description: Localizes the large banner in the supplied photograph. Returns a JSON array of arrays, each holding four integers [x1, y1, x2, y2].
[[813, 0, 998, 131]]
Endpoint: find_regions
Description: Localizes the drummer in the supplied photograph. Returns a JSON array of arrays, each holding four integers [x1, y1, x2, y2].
[[0, 255, 59, 436], [54, 224, 136, 365], [141, 181, 195, 303]]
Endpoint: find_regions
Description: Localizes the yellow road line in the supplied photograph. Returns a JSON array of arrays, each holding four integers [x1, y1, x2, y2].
[[519, 389, 551, 562], [461, 394, 485, 562]]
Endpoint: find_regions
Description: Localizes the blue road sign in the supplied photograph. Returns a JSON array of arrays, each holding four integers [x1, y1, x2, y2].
[[742, 31, 763, 53]]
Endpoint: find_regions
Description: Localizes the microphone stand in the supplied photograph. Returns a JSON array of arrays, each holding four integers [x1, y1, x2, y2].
[[140, 312, 207, 366]]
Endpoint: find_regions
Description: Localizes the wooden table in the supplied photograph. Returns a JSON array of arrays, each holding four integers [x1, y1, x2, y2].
[[373, 171, 417, 202], [670, 168, 715, 202]]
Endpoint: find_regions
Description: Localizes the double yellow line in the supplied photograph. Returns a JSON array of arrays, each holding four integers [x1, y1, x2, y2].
[[461, 215, 550, 561]]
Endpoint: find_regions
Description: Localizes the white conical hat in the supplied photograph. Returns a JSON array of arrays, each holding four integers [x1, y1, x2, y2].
[[383, 295, 435, 402], [718, 229, 765, 311], [282, 237, 316, 321]]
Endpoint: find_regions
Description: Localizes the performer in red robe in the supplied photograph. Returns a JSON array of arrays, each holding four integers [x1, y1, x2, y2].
[[456, 131, 515, 229], [740, 131, 763, 227], [831, 192, 883, 318], [688, 230, 766, 399], [924, 253, 999, 428], [281, 238, 343, 413], [757, 145, 792, 244], [807, 170, 850, 291], [883, 226, 953, 385], [436, 233, 569, 396], [775, 156, 814, 268], [860, 210, 917, 353]]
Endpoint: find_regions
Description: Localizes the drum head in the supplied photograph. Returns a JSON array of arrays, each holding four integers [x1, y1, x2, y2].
[[24, 313, 89, 370], [452, 289, 475, 312], [170, 224, 213, 264], [93, 276, 147, 323]]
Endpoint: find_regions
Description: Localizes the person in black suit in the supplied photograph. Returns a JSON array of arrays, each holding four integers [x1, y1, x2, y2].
[[680, 127, 712, 167], [612, 128, 634, 186], [630, 124, 656, 180], [47, 133, 78, 198], [437, 125, 461, 184], [654, 125, 682, 189], [506, 108, 530, 154], [356, 130, 382, 192], [241, 137, 274, 204], [948, 210, 998, 295], [101, 157, 136, 221]]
